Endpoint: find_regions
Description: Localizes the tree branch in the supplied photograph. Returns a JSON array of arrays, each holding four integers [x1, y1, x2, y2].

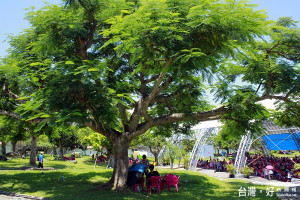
[[144, 112, 154, 123], [84, 120, 110, 138], [76, 0, 98, 59], [0, 110, 21, 120], [117, 102, 129, 131], [257, 94, 293, 102], [152, 90, 181, 104], [2, 84, 27, 104], [74, 90, 95, 114], [145, 57, 176, 104], [73, 89, 117, 137], [155, 76, 173, 95], [255, 79, 263, 94], [144, 75, 160, 84], [265, 70, 273, 97], [127, 57, 176, 132], [149, 41, 163, 55], [0, 110, 44, 123], [128, 106, 227, 140]]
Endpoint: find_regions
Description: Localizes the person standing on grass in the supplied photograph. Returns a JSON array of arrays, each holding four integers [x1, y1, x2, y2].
[[38, 152, 44, 168]]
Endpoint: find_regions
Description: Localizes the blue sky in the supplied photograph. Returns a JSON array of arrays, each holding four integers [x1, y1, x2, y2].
[[0, 0, 300, 58]]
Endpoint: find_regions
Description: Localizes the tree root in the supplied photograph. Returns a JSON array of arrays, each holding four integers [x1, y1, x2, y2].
[[93, 181, 114, 190], [92, 180, 129, 194]]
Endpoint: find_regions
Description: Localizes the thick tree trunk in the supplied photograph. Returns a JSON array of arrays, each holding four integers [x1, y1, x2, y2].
[[53, 145, 57, 155], [170, 156, 174, 169], [178, 157, 181, 168], [12, 142, 17, 152], [30, 133, 37, 166], [22, 145, 27, 157], [111, 136, 130, 190], [59, 141, 64, 159], [154, 153, 159, 166], [1, 141, 6, 155], [149, 147, 159, 166]]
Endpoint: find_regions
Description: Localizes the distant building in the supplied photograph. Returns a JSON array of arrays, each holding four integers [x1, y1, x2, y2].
[[0, 141, 13, 154]]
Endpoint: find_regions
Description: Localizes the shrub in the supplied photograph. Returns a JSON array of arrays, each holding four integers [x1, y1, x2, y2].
[[226, 164, 236, 175], [239, 166, 254, 177], [294, 164, 300, 176], [183, 154, 190, 170], [270, 150, 277, 154]]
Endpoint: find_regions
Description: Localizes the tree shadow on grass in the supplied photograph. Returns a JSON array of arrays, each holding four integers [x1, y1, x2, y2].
[[0, 158, 69, 170], [138, 171, 279, 200], [82, 158, 95, 165], [0, 170, 115, 200], [0, 169, 279, 200], [81, 158, 110, 170]]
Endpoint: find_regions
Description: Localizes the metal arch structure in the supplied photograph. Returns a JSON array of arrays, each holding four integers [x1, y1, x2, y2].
[[158, 121, 300, 171], [234, 133, 252, 173], [258, 137, 271, 157], [189, 127, 221, 170]]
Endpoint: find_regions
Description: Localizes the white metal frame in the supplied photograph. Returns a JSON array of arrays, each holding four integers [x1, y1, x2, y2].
[[188, 127, 220, 170], [234, 133, 252, 173]]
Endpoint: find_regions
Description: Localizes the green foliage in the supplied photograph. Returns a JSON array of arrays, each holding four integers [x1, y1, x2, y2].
[[183, 154, 190, 170], [76, 127, 94, 149], [181, 138, 196, 152], [131, 128, 167, 148], [214, 129, 240, 151], [239, 166, 254, 177], [294, 164, 300, 176], [0, 0, 272, 138], [220, 88, 269, 137], [49, 125, 79, 151], [226, 164, 236, 175], [269, 150, 277, 154], [83, 132, 112, 155], [0, 116, 29, 145], [36, 134, 52, 151]]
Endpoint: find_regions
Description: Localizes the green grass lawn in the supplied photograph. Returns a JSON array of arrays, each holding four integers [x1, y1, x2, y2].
[[271, 151, 300, 158], [0, 155, 279, 200]]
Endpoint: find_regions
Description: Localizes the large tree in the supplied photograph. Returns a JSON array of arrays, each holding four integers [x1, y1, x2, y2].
[[0, 0, 299, 190]]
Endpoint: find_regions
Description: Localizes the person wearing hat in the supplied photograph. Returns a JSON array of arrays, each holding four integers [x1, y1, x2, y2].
[[38, 152, 44, 168]]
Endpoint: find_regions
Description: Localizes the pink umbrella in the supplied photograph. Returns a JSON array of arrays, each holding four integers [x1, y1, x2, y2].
[[266, 165, 274, 170]]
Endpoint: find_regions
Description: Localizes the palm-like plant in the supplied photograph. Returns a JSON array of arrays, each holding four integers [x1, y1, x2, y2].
[[239, 166, 254, 178]]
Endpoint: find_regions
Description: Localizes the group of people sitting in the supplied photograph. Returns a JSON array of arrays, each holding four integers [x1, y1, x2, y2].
[[246, 154, 299, 182], [197, 158, 229, 172], [197, 154, 299, 182], [127, 155, 161, 190], [92, 154, 108, 164], [128, 155, 142, 165]]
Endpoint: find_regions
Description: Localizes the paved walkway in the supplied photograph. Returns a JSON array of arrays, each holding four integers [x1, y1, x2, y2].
[[0, 191, 46, 200], [157, 166, 298, 187], [195, 168, 299, 187]]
